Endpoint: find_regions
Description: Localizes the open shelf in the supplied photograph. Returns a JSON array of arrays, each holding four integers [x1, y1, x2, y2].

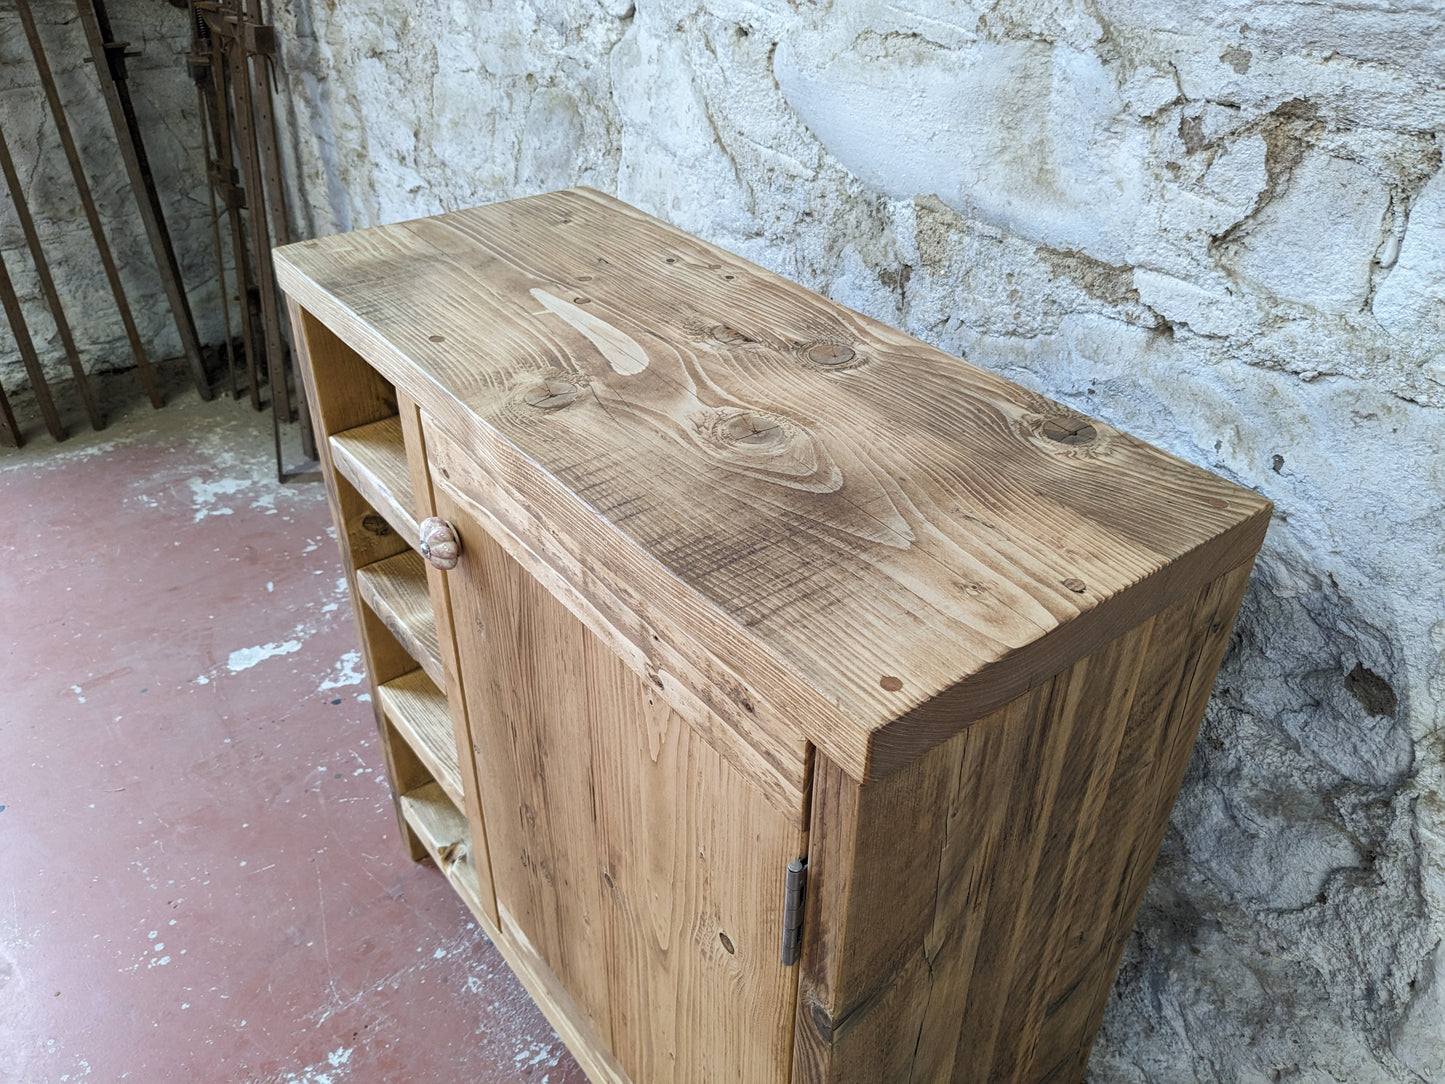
[[399, 781, 485, 918], [330, 416, 417, 541], [377, 668, 463, 811], [357, 550, 444, 687]]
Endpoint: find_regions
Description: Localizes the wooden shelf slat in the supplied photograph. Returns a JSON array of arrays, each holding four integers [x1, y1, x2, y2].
[[330, 416, 417, 541], [357, 550, 444, 687], [378, 670, 463, 809], [399, 782, 484, 914]]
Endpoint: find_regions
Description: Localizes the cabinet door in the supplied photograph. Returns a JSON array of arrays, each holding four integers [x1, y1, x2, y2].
[[436, 488, 806, 1083]]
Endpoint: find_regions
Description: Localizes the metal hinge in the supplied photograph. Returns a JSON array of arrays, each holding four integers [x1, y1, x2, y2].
[[781, 857, 807, 966]]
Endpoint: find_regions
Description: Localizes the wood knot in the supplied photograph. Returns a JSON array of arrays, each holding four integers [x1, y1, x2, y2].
[[522, 379, 578, 410], [802, 342, 859, 370], [1062, 577, 1087, 594], [428, 334, 445, 342], [1042, 417, 1097, 445], [710, 324, 754, 345], [880, 675, 904, 692], [360, 513, 392, 537], [717, 410, 791, 451], [810, 1000, 836, 1042]]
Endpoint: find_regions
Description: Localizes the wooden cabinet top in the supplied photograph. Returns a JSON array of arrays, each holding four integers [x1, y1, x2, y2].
[[275, 187, 1270, 783]]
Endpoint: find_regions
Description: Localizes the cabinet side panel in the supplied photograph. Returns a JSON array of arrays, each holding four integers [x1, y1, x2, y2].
[[286, 299, 397, 439], [1023, 559, 1255, 1081], [794, 561, 1255, 1083], [287, 298, 420, 858], [442, 503, 806, 1083]]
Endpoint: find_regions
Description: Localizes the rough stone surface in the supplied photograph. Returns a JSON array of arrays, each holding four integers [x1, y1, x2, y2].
[[0, 3, 223, 396], [67, 0, 1445, 1077]]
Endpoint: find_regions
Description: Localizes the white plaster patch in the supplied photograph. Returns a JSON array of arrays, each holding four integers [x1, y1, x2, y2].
[[1222, 152, 1389, 314], [227, 641, 303, 673], [775, 31, 1147, 264]]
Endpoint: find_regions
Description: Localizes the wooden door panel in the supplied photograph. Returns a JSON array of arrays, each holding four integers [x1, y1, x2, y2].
[[437, 485, 805, 1083]]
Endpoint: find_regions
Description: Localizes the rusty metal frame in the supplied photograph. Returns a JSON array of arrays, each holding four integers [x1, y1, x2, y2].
[[76, 0, 213, 400]]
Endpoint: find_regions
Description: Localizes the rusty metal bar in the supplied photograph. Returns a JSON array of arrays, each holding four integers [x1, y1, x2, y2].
[[218, 0, 289, 427], [0, 377, 19, 448], [75, 0, 213, 400], [18, 0, 162, 411], [200, 5, 263, 411], [187, 4, 238, 401], [0, 249, 66, 442], [0, 120, 105, 432]]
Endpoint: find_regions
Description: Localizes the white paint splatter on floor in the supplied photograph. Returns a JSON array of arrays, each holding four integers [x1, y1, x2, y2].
[[270, 1044, 354, 1084], [227, 641, 304, 672], [318, 652, 365, 693], [186, 477, 252, 522]]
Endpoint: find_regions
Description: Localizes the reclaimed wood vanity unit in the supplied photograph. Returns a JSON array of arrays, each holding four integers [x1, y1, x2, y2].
[[276, 187, 1270, 1083]]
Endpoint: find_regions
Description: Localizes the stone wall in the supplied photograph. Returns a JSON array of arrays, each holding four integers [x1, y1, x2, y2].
[[226, 0, 1445, 1078], [0, 2, 221, 395]]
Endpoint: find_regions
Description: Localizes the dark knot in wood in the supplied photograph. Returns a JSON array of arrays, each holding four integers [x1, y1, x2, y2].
[[1042, 417, 1097, 445]]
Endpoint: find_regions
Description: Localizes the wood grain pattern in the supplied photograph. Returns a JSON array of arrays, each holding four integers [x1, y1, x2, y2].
[[427, 419, 810, 818], [356, 550, 444, 686], [276, 188, 1271, 782], [376, 669, 463, 810], [399, 781, 485, 915], [329, 416, 418, 542], [440, 498, 806, 1084], [496, 904, 635, 1084], [792, 560, 1255, 1083]]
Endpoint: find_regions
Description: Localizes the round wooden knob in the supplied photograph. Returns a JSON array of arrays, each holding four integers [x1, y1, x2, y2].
[[418, 516, 460, 571]]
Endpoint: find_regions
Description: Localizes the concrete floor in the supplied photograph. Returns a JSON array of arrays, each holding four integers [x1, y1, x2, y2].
[[0, 370, 587, 1083]]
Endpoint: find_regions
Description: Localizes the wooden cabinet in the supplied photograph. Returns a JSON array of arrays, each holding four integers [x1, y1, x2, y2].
[[277, 187, 1270, 1083]]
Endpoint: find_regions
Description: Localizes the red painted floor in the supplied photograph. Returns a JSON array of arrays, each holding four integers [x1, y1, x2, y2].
[[0, 379, 587, 1083]]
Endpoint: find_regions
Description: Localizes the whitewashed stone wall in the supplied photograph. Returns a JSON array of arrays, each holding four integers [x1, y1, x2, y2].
[[0, 3, 222, 394], [19, 0, 1431, 1077]]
